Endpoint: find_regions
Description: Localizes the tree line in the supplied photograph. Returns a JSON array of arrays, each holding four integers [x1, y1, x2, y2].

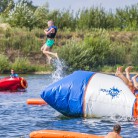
[[0, 0, 138, 73], [0, 0, 138, 31]]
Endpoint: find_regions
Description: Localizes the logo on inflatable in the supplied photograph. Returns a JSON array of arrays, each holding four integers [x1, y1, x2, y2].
[[100, 87, 122, 99]]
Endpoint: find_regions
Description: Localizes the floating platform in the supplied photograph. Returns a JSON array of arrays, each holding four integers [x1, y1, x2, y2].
[[30, 130, 104, 138], [41, 71, 138, 118]]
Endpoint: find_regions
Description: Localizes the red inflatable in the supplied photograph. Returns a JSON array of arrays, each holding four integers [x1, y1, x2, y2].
[[0, 77, 28, 92]]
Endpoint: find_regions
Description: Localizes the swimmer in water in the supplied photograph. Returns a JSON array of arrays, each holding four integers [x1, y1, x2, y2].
[[104, 124, 122, 138], [10, 69, 18, 78]]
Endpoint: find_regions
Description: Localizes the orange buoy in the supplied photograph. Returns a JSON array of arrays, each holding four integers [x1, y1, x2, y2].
[[26, 98, 47, 105], [30, 130, 104, 138], [133, 95, 138, 118], [21, 77, 28, 89]]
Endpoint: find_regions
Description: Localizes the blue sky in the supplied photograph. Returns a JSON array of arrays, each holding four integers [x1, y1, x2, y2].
[[15, 0, 138, 12]]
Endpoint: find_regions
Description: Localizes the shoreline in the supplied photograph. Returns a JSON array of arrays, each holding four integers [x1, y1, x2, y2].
[[30, 71, 138, 75], [3, 71, 137, 75], [31, 71, 52, 75]]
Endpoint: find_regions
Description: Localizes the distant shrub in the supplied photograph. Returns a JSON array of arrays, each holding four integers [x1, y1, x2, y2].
[[0, 54, 11, 73], [57, 29, 111, 71], [11, 57, 35, 73], [0, 27, 42, 53], [131, 36, 138, 65]]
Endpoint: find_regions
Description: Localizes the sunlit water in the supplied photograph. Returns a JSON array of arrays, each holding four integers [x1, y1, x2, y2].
[[0, 63, 138, 138]]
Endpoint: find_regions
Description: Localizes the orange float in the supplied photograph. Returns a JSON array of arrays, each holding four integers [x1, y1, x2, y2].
[[133, 95, 138, 118], [21, 77, 28, 89], [30, 130, 104, 138], [27, 98, 47, 105]]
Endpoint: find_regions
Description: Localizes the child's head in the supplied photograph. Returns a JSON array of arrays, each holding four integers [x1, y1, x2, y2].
[[47, 20, 54, 27], [11, 69, 14, 74], [113, 124, 121, 134]]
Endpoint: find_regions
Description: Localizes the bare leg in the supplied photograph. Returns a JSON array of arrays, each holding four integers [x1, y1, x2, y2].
[[44, 53, 52, 64], [41, 45, 52, 64], [115, 66, 129, 85], [125, 66, 133, 81], [125, 66, 134, 91], [132, 74, 138, 90], [41, 44, 59, 64], [43, 51, 59, 59], [40, 44, 45, 51], [42, 44, 58, 59], [115, 66, 135, 93]]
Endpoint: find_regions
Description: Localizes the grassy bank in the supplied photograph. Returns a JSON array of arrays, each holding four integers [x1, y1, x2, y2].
[[0, 26, 138, 73], [57, 29, 138, 72]]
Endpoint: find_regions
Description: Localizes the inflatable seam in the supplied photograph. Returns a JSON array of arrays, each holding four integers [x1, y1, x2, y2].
[[83, 73, 96, 117]]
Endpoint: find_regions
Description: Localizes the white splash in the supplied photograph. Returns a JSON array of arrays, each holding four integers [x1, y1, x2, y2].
[[51, 59, 66, 82]]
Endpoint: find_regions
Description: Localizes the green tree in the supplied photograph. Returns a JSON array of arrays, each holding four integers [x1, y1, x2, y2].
[[17, 0, 37, 11], [34, 3, 49, 28], [7, 0, 35, 29], [2, 0, 14, 18], [0, 0, 11, 13]]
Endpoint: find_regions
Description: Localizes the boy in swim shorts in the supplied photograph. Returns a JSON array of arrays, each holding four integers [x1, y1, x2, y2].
[[41, 20, 58, 64]]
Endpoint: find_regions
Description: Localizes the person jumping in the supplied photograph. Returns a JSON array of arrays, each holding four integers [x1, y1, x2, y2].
[[41, 20, 58, 64]]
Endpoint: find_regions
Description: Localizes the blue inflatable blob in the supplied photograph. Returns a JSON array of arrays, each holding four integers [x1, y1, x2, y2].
[[41, 71, 137, 118], [41, 71, 95, 117]]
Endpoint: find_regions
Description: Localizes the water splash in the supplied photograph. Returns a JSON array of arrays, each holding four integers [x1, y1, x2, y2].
[[51, 59, 66, 82]]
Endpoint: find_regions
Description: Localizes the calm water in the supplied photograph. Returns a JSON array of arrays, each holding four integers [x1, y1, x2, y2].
[[0, 69, 138, 137]]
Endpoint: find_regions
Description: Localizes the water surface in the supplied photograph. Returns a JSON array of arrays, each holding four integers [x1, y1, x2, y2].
[[0, 65, 138, 138]]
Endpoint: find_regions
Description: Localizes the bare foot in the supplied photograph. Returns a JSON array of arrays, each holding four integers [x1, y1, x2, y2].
[[115, 66, 123, 77], [125, 66, 133, 72]]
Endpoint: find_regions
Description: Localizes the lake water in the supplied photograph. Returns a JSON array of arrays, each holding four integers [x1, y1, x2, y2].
[[0, 61, 138, 138]]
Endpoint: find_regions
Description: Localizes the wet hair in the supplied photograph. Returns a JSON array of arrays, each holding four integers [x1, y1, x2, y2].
[[113, 124, 121, 133]]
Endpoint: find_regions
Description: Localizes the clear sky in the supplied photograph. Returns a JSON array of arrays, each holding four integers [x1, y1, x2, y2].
[[14, 0, 138, 12]]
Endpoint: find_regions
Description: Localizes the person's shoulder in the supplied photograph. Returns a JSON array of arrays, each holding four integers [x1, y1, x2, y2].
[[104, 132, 112, 138], [116, 134, 122, 138], [15, 74, 18, 77], [12, 74, 18, 77]]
